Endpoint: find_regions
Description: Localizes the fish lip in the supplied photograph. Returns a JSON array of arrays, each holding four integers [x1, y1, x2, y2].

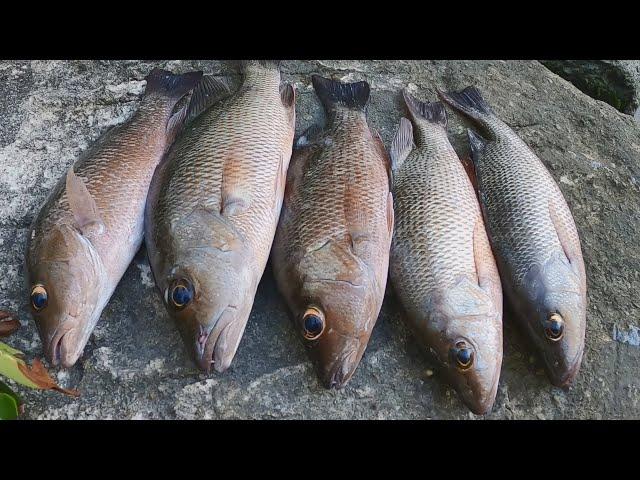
[[323, 348, 360, 390], [546, 348, 584, 388], [193, 317, 237, 374], [195, 323, 216, 373], [46, 327, 76, 368], [453, 364, 501, 416]]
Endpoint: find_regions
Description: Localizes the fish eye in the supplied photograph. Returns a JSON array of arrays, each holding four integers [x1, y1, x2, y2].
[[450, 341, 474, 371], [168, 278, 194, 309], [544, 313, 564, 341], [30, 285, 49, 311], [302, 306, 325, 340]]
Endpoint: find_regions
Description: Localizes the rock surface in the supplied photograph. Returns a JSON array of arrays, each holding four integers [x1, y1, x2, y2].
[[1, 60, 639, 419], [541, 60, 640, 116]]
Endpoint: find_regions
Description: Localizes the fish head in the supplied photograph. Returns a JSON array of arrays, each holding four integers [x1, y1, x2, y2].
[[27, 224, 106, 367], [289, 238, 382, 389], [295, 280, 380, 389], [158, 210, 253, 373], [425, 279, 503, 415], [522, 253, 586, 387]]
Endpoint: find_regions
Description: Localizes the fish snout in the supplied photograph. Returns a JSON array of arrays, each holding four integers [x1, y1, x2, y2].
[[445, 339, 502, 415], [537, 312, 585, 387], [545, 347, 584, 388], [188, 306, 245, 374], [458, 381, 499, 416], [45, 327, 81, 368], [320, 344, 361, 390]]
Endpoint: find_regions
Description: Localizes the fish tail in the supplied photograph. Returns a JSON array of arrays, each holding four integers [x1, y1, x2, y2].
[[402, 90, 447, 128], [311, 75, 370, 113], [437, 86, 494, 123], [184, 75, 232, 123], [143, 68, 203, 103]]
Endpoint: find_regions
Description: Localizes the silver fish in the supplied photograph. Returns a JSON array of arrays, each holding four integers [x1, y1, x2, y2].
[[390, 91, 503, 414], [439, 86, 587, 387]]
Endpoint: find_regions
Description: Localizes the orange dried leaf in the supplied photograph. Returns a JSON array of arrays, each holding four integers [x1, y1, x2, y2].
[[17, 359, 80, 397], [0, 310, 20, 338]]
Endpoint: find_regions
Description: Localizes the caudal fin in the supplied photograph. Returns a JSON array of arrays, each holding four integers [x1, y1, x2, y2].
[[437, 86, 494, 123], [144, 68, 203, 102], [403, 90, 447, 127], [311, 75, 370, 113], [184, 75, 232, 123]]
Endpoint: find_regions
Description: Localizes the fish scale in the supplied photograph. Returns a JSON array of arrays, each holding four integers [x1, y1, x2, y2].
[[392, 137, 480, 298], [478, 126, 581, 287], [289, 117, 388, 274], [152, 82, 288, 274]]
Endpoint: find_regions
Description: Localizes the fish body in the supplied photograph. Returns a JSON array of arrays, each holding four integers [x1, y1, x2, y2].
[[26, 68, 202, 367], [145, 61, 296, 372], [272, 76, 394, 388], [439, 86, 587, 387], [389, 91, 503, 414]]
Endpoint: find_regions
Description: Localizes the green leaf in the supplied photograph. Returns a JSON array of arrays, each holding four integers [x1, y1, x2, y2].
[[0, 341, 39, 389], [0, 392, 19, 420], [0, 380, 22, 403], [0, 341, 24, 357], [0, 341, 80, 396]]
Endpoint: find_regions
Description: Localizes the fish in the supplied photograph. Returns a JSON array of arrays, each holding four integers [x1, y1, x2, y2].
[[145, 61, 296, 373], [25, 68, 203, 367], [438, 86, 587, 387], [389, 91, 503, 414], [271, 75, 394, 389]]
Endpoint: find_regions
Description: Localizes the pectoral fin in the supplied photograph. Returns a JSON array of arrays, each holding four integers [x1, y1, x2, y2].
[[473, 218, 502, 317], [386, 192, 395, 239], [65, 168, 105, 237], [548, 193, 586, 294]]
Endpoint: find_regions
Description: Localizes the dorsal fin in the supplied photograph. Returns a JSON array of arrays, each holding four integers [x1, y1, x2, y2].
[[460, 153, 480, 201], [372, 129, 392, 186], [65, 168, 105, 237]]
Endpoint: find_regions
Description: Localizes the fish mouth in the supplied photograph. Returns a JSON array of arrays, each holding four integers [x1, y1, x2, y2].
[[457, 368, 501, 416], [192, 309, 242, 374], [322, 348, 360, 390], [195, 323, 217, 373], [545, 349, 584, 388], [46, 327, 80, 368]]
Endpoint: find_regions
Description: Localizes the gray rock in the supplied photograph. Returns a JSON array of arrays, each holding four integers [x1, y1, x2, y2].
[[541, 60, 640, 115], [1, 60, 639, 419]]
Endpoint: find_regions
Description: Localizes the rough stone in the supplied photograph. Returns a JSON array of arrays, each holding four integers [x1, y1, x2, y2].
[[541, 60, 640, 116], [1, 60, 639, 419]]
